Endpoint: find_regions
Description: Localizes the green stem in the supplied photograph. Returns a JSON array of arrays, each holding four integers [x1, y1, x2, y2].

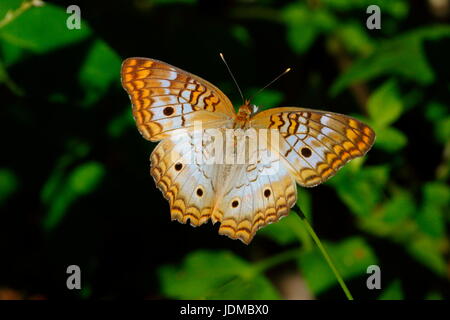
[[0, 59, 24, 96], [294, 206, 354, 300], [0, 0, 43, 29]]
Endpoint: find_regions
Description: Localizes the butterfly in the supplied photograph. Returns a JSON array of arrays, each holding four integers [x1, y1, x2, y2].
[[121, 57, 375, 244]]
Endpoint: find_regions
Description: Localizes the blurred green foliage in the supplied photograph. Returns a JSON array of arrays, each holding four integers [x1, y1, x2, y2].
[[78, 39, 121, 106], [42, 160, 105, 231], [0, 169, 18, 205], [298, 237, 377, 295], [0, 0, 448, 300], [379, 279, 403, 300], [159, 250, 281, 299], [0, 1, 90, 67]]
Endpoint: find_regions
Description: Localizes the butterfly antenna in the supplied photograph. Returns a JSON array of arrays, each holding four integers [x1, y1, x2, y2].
[[249, 67, 291, 102], [219, 53, 245, 104]]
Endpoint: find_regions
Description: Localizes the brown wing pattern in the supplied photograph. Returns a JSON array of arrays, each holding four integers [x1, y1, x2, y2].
[[121, 57, 235, 141], [251, 107, 375, 187], [150, 132, 297, 244]]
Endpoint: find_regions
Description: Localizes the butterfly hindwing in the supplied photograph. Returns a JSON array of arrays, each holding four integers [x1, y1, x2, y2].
[[150, 128, 297, 244], [150, 132, 217, 226], [211, 160, 297, 244]]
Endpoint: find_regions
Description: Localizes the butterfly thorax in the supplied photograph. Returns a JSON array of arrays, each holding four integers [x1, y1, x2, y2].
[[234, 101, 253, 129]]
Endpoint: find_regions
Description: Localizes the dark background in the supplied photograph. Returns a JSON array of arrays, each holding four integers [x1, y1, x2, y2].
[[0, 0, 449, 300]]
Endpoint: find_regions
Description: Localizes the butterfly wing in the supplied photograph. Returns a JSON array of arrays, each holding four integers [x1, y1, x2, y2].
[[150, 127, 297, 244], [251, 107, 375, 187], [150, 132, 218, 227], [121, 57, 236, 141], [210, 160, 297, 244]]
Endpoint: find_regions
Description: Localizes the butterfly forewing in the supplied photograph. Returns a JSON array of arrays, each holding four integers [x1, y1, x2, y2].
[[251, 107, 375, 187]]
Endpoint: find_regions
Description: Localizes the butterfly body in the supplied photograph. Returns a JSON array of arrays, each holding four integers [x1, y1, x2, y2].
[[121, 57, 375, 244], [234, 101, 254, 128]]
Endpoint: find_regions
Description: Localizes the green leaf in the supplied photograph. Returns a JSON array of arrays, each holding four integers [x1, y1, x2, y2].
[[379, 280, 404, 300], [231, 25, 251, 47], [423, 182, 450, 208], [250, 89, 284, 110], [0, 168, 18, 205], [0, 0, 26, 18], [260, 213, 313, 249], [43, 189, 74, 231], [331, 26, 450, 95], [0, 2, 91, 56], [367, 80, 403, 127], [435, 116, 450, 144], [260, 214, 299, 245], [80, 285, 92, 299], [425, 291, 443, 300], [108, 108, 135, 137], [41, 166, 66, 205], [43, 161, 104, 231], [426, 102, 450, 143], [425, 102, 447, 122], [0, 39, 24, 66], [68, 161, 105, 195], [407, 235, 446, 276], [335, 22, 375, 55], [283, 4, 318, 54], [298, 237, 378, 295], [417, 204, 446, 239], [78, 39, 121, 106], [416, 182, 449, 239], [374, 126, 407, 152], [41, 140, 90, 204], [322, 0, 409, 18], [381, 191, 415, 224], [328, 165, 389, 217], [282, 4, 336, 54], [159, 250, 280, 299], [286, 23, 318, 54]]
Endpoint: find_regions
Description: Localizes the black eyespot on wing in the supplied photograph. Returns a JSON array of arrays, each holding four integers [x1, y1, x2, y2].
[[163, 106, 174, 116], [301, 147, 312, 158], [175, 163, 183, 171]]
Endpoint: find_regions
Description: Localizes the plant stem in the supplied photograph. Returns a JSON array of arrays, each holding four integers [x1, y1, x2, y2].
[[0, 0, 44, 29], [293, 206, 354, 300], [0, 59, 24, 96]]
